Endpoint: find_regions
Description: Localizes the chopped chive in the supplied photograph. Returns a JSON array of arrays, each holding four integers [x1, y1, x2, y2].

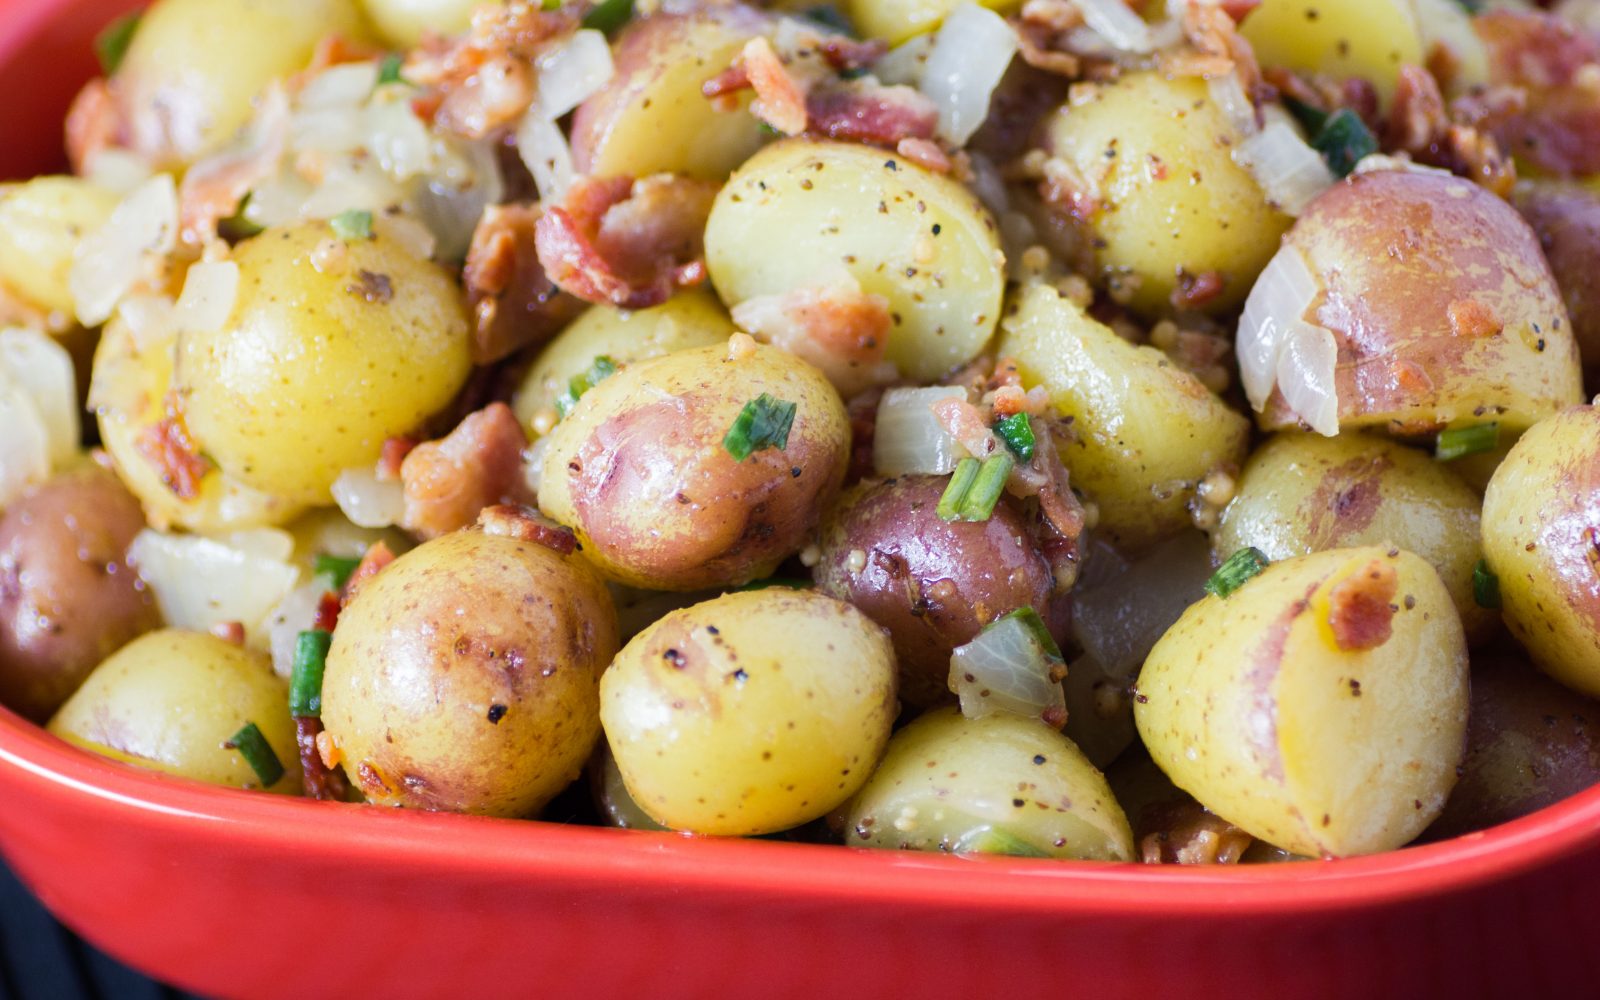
[[1206, 547, 1270, 599], [951, 453, 1012, 521], [1473, 559, 1501, 609], [95, 12, 142, 76], [376, 52, 408, 87], [734, 577, 811, 592], [1435, 422, 1500, 462], [217, 193, 265, 242], [313, 554, 362, 591], [289, 630, 333, 718], [582, 0, 634, 34], [953, 825, 1050, 858], [330, 209, 374, 242], [224, 722, 285, 787], [937, 458, 981, 520], [993, 413, 1036, 462], [1282, 95, 1329, 137], [723, 393, 798, 461], [555, 355, 620, 418], [992, 607, 1063, 662], [1311, 108, 1377, 178]]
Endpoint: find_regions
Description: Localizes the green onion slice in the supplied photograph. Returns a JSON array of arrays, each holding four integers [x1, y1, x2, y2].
[[996, 607, 1064, 662], [1206, 547, 1270, 599], [330, 209, 374, 242], [723, 393, 797, 461], [1311, 108, 1378, 178], [313, 554, 362, 592], [937, 458, 980, 520], [953, 825, 1051, 859], [289, 630, 333, 719], [937, 453, 1013, 522], [1473, 559, 1501, 609], [993, 412, 1036, 462], [1435, 422, 1499, 462], [95, 12, 142, 76], [555, 355, 620, 418], [582, 0, 634, 33], [376, 52, 408, 87], [225, 722, 286, 787]]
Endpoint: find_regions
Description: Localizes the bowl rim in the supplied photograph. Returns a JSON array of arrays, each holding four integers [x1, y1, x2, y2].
[[5, 702, 1600, 915]]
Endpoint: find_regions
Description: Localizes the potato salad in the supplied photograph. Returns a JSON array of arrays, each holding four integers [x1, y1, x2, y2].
[[3, 0, 1600, 865]]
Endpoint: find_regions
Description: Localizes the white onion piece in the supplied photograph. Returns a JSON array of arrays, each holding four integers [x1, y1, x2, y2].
[[532, 29, 615, 119], [299, 62, 380, 110], [1276, 322, 1340, 436], [83, 148, 154, 196], [1069, 531, 1213, 681], [70, 173, 179, 327], [0, 328, 78, 468], [414, 139, 501, 262], [517, 113, 576, 202], [223, 527, 296, 563], [366, 100, 437, 180], [873, 34, 934, 87], [873, 386, 967, 477], [128, 529, 300, 648], [116, 294, 178, 352], [1207, 72, 1258, 137], [921, 3, 1018, 146], [948, 613, 1066, 726], [1237, 242, 1321, 412], [1073, 0, 1161, 53], [174, 260, 239, 334], [1232, 120, 1335, 216], [266, 581, 327, 679], [374, 212, 439, 261], [0, 372, 51, 508], [332, 466, 406, 529], [299, 159, 407, 220]]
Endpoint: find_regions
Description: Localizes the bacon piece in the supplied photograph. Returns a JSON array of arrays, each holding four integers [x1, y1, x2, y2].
[[477, 504, 578, 555], [1472, 9, 1600, 177], [731, 280, 899, 397], [743, 36, 810, 135], [1386, 65, 1517, 196], [65, 78, 124, 174], [1179, 0, 1263, 92], [702, 64, 752, 103], [313, 592, 342, 634], [1447, 298, 1502, 339], [342, 540, 396, 606], [377, 437, 418, 481], [134, 403, 213, 501], [177, 85, 290, 244], [296, 717, 351, 802], [534, 173, 716, 308], [1325, 558, 1400, 652], [399, 403, 535, 539], [411, 2, 578, 137], [1138, 801, 1254, 865], [805, 81, 939, 146], [895, 137, 951, 173], [463, 203, 584, 364], [817, 36, 887, 71]]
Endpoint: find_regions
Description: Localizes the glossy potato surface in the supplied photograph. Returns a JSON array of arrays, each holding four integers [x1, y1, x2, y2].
[[0, 176, 119, 316], [1240, 0, 1423, 103]]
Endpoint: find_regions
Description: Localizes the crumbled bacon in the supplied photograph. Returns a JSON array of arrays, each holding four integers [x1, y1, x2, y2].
[[845, 387, 882, 485], [297, 716, 351, 801], [806, 82, 939, 147], [398, 403, 534, 539], [534, 173, 715, 308], [1471, 9, 1600, 177], [342, 540, 396, 606], [377, 437, 418, 481], [1138, 801, 1254, 865], [64, 78, 122, 174], [1171, 269, 1226, 311], [477, 504, 578, 555], [1325, 558, 1400, 652], [742, 35, 811, 135], [1447, 298, 1502, 339], [1178, 0, 1263, 93], [177, 86, 290, 244], [817, 36, 888, 71], [463, 203, 585, 364], [895, 137, 952, 173], [730, 280, 899, 397], [409, 2, 578, 137], [133, 401, 213, 501], [1386, 65, 1517, 197], [313, 591, 342, 634]]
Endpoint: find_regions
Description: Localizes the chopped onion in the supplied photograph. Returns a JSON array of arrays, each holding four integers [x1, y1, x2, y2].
[[921, 3, 1018, 146], [1073, 0, 1162, 53], [298, 62, 380, 110], [366, 100, 438, 180], [1232, 120, 1335, 216], [174, 260, 239, 334], [332, 466, 406, 529], [374, 211, 439, 262], [1069, 531, 1213, 681], [948, 611, 1066, 727], [1237, 242, 1322, 412], [298, 159, 407, 221], [128, 529, 300, 648], [873, 387, 968, 477], [414, 138, 502, 261], [223, 527, 296, 563], [82, 148, 153, 196], [0, 371, 51, 509], [1207, 71, 1258, 137], [266, 581, 327, 679], [0, 328, 78, 469], [1275, 322, 1340, 436], [531, 29, 615, 120], [872, 34, 934, 88], [517, 113, 576, 202], [70, 173, 178, 327], [116, 293, 178, 352]]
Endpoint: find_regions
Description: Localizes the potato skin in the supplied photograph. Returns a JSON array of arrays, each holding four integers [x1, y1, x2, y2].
[[848, 0, 1020, 44], [359, 0, 478, 47], [0, 177, 119, 315], [48, 629, 301, 793], [600, 588, 898, 836], [322, 525, 619, 817], [814, 476, 1055, 708], [1264, 169, 1583, 436], [1481, 405, 1600, 697], [841, 707, 1135, 861], [1515, 182, 1600, 380], [1216, 432, 1492, 642], [537, 342, 849, 590], [1135, 546, 1469, 857], [1038, 72, 1289, 318], [176, 222, 472, 504], [1240, 0, 1423, 104], [705, 139, 1004, 382], [0, 465, 161, 721], [998, 283, 1250, 549]]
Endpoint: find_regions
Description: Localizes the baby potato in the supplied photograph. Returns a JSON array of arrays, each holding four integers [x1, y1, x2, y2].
[[176, 221, 472, 504], [1481, 405, 1600, 697], [848, 0, 1020, 44], [1037, 71, 1289, 318], [842, 707, 1134, 861], [48, 629, 300, 794], [511, 290, 734, 433], [705, 139, 1004, 382], [1263, 168, 1583, 437], [0, 465, 160, 721], [1135, 546, 1470, 858], [600, 588, 898, 836], [814, 475, 1056, 709], [570, 8, 769, 181], [998, 283, 1250, 549], [537, 342, 849, 591], [322, 513, 619, 816], [1240, 0, 1423, 104], [359, 0, 478, 47], [0, 177, 119, 316], [1216, 432, 1492, 642]]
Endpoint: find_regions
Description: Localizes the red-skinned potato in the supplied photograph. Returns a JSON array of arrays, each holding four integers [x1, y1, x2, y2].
[[1515, 182, 1600, 381], [1260, 168, 1583, 437], [0, 464, 160, 721], [813, 476, 1058, 709]]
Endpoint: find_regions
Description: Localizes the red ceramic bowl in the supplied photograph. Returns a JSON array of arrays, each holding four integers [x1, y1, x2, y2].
[[3, 3, 1600, 997]]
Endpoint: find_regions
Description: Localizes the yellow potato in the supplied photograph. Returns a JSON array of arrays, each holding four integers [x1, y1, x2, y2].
[[1135, 546, 1469, 857], [176, 222, 472, 504], [511, 290, 734, 433], [1481, 405, 1600, 697], [600, 588, 898, 836], [842, 707, 1135, 861], [848, 0, 1021, 45], [0, 177, 119, 316], [49, 629, 301, 794], [705, 138, 1005, 382], [1037, 71, 1290, 318], [358, 0, 478, 47], [1240, 0, 1423, 104], [998, 282, 1251, 549], [1216, 432, 1493, 642]]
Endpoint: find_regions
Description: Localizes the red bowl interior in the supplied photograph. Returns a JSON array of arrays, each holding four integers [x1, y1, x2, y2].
[[1, 1, 1599, 996]]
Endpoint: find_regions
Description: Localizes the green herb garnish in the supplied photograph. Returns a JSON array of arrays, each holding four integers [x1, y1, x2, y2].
[[723, 393, 797, 461], [224, 722, 285, 787], [314, 554, 362, 592], [936, 453, 1013, 523], [582, 0, 634, 34], [992, 607, 1063, 662], [993, 413, 1035, 462], [95, 12, 142, 76], [1311, 108, 1378, 178], [1435, 422, 1500, 462], [1206, 547, 1270, 599], [376, 52, 408, 87], [953, 825, 1051, 858], [1473, 559, 1501, 609], [555, 355, 620, 418], [331, 209, 374, 242], [1282, 96, 1328, 137], [289, 630, 333, 719], [217, 193, 265, 243]]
